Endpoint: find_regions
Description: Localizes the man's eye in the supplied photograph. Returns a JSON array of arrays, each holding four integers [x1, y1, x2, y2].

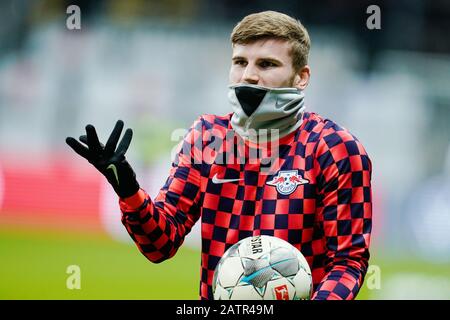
[[259, 61, 276, 68], [234, 60, 246, 66]]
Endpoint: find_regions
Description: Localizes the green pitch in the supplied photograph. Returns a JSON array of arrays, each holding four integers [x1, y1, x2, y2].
[[1, 225, 449, 299], [0, 226, 200, 299]]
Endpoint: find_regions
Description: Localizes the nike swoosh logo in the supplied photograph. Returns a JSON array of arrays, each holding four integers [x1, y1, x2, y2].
[[212, 173, 243, 184], [107, 164, 119, 185]]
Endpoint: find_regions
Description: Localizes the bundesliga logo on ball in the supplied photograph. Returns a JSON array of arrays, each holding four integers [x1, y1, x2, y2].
[[213, 235, 312, 300]]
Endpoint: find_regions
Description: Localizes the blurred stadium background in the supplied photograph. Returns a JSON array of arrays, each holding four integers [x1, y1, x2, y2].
[[1, 0, 450, 299]]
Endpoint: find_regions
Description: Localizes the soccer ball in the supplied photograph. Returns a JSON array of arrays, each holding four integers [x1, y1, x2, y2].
[[212, 235, 312, 300]]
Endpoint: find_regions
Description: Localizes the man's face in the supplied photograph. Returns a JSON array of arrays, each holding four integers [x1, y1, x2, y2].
[[229, 38, 305, 89]]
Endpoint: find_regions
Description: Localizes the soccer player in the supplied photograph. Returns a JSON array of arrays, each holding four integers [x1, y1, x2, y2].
[[66, 11, 372, 300]]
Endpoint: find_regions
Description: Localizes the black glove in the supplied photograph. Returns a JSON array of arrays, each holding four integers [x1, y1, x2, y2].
[[66, 120, 140, 198]]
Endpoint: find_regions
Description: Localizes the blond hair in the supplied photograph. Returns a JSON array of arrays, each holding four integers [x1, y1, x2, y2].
[[231, 11, 310, 69]]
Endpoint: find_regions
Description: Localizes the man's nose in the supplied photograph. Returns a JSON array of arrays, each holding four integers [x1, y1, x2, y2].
[[242, 65, 259, 85]]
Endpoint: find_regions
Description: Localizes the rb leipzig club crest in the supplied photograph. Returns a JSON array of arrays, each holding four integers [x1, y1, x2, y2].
[[266, 170, 309, 195]]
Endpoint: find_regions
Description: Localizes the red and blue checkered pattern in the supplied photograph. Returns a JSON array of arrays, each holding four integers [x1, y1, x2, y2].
[[119, 111, 372, 300]]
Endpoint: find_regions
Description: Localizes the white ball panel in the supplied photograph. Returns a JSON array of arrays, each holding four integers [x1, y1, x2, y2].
[[292, 269, 313, 299], [218, 256, 244, 288], [230, 284, 263, 300], [296, 251, 312, 274], [214, 283, 231, 300]]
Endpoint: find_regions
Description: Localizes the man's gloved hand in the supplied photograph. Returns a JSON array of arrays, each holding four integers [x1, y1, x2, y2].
[[66, 120, 140, 198]]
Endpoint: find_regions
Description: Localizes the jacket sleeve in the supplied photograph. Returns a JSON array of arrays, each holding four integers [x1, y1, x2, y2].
[[311, 128, 372, 300], [119, 117, 203, 263]]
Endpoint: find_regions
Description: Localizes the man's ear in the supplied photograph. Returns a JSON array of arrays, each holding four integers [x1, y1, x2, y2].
[[293, 65, 310, 90]]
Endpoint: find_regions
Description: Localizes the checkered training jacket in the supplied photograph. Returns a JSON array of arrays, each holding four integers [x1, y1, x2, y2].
[[119, 111, 372, 300]]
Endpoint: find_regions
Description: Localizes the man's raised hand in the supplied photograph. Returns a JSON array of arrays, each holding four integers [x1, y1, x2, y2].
[[66, 120, 140, 198]]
